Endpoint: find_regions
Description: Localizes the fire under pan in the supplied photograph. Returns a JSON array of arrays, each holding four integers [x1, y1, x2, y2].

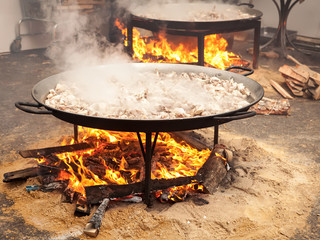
[[126, 4, 262, 69], [14, 63, 264, 206]]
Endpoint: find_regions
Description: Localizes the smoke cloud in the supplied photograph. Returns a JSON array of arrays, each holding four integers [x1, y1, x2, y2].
[[45, 2, 131, 70], [43, 0, 249, 119], [45, 0, 241, 70]]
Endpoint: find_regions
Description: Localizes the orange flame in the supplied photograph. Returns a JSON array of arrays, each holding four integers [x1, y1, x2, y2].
[[38, 127, 213, 201], [115, 19, 243, 70]]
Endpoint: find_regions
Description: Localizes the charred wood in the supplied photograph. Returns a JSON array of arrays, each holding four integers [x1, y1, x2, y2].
[[191, 196, 209, 206], [85, 175, 200, 204], [75, 204, 91, 217], [19, 142, 94, 158], [3, 167, 39, 182], [3, 165, 61, 182], [41, 181, 66, 192], [61, 186, 82, 203], [213, 144, 233, 163], [196, 155, 227, 194]]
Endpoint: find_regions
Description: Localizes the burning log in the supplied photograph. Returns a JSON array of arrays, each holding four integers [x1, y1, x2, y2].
[[84, 198, 110, 237], [85, 175, 200, 204], [169, 131, 210, 150], [85, 153, 227, 204], [213, 144, 233, 163], [19, 142, 94, 158], [120, 196, 143, 203]]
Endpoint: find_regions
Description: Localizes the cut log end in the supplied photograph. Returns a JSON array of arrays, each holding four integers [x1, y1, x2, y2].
[[83, 198, 110, 238], [197, 155, 227, 194], [84, 223, 99, 237]]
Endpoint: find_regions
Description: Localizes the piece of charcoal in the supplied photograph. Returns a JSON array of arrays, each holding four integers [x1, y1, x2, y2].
[[192, 196, 209, 206]]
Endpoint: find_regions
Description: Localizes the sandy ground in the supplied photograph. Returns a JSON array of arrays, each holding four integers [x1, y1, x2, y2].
[[1, 126, 319, 240]]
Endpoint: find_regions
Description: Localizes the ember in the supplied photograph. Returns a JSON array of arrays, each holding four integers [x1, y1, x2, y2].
[[36, 127, 213, 202], [115, 19, 244, 70]]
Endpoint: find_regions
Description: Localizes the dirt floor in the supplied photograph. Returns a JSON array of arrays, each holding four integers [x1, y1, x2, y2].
[[0, 39, 320, 240]]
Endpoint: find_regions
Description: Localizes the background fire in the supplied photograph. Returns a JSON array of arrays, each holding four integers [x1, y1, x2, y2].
[[115, 19, 244, 70]]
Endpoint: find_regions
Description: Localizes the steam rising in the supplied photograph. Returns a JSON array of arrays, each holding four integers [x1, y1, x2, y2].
[[45, 6, 131, 70], [44, 1, 251, 120], [45, 0, 243, 70]]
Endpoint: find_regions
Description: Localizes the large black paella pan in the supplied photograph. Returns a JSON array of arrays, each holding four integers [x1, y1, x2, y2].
[[16, 63, 264, 132]]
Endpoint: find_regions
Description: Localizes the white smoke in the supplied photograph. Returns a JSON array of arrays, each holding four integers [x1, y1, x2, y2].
[[43, 0, 249, 119], [45, 3, 131, 70], [45, 0, 241, 70]]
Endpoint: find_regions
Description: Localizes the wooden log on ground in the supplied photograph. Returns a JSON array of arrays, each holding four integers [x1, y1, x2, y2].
[[19, 142, 94, 158], [269, 80, 293, 99], [84, 198, 110, 237], [309, 86, 320, 100], [291, 65, 310, 80], [196, 156, 227, 194], [3, 167, 39, 182], [3, 165, 61, 182]]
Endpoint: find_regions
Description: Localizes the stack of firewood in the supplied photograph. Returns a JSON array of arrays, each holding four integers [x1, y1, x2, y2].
[[278, 55, 320, 100]]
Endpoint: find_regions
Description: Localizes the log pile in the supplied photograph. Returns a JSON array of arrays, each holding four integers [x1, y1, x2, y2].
[[278, 55, 320, 100], [3, 132, 231, 202]]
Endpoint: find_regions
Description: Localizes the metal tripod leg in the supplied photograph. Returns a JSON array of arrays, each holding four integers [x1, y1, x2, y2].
[[136, 132, 159, 207]]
